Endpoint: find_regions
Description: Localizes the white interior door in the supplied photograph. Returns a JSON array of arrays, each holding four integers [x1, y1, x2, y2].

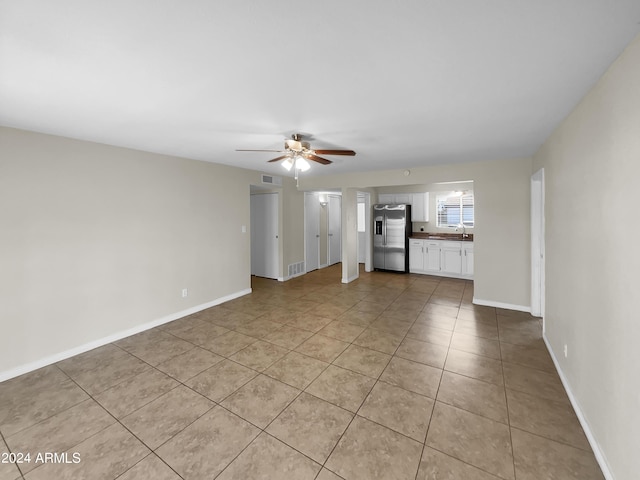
[[250, 193, 279, 279], [305, 193, 320, 272], [328, 195, 342, 265], [531, 168, 546, 319]]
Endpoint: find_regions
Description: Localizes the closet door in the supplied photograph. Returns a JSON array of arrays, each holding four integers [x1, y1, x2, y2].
[[250, 193, 279, 279]]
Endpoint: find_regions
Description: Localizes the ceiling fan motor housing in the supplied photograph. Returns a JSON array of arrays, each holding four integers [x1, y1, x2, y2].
[[285, 138, 310, 153]]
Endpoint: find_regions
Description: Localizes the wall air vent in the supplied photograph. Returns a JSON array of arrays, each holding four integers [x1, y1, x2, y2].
[[288, 262, 305, 278], [261, 174, 282, 186]]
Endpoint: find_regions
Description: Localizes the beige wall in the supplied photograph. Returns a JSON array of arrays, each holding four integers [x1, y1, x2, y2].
[[0, 127, 262, 378], [532, 34, 640, 479], [301, 158, 532, 308]]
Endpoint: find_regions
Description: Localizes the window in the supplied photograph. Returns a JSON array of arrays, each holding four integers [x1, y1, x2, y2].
[[437, 192, 474, 227]]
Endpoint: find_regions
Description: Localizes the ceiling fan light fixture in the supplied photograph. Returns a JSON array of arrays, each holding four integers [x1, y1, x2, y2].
[[282, 158, 294, 171], [295, 156, 311, 172]]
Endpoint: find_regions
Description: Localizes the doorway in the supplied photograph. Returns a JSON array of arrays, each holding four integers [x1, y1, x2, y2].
[[306, 192, 343, 272], [250, 192, 279, 279], [531, 168, 545, 321]]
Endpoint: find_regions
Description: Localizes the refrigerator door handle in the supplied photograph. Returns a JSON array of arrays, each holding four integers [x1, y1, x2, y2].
[[383, 215, 387, 246]]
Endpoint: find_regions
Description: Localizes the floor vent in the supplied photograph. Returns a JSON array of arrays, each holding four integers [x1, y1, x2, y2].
[[288, 262, 305, 277]]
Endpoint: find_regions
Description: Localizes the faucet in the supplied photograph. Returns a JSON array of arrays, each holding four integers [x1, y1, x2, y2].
[[457, 223, 468, 239]]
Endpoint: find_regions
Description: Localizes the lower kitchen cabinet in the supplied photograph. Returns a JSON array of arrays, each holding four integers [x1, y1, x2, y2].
[[425, 241, 441, 272], [440, 242, 463, 275], [462, 242, 474, 276], [409, 239, 473, 279], [409, 240, 424, 272]]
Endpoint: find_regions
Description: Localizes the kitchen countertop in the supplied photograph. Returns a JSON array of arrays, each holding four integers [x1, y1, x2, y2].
[[411, 232, 474, 241]]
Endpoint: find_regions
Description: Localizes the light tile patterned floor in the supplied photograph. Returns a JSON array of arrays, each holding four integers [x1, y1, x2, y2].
[[0, 265, 604, 479]]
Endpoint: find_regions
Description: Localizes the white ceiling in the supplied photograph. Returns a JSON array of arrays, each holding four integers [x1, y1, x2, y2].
[[2, 1, 640, 177]]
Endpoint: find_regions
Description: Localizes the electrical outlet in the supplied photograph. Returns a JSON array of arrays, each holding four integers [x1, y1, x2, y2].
[[181, 288, 188, 298], [563, 344, 568, 358]]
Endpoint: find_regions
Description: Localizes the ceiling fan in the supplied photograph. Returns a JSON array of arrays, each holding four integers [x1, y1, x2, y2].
[[236, 133, 356, 174]]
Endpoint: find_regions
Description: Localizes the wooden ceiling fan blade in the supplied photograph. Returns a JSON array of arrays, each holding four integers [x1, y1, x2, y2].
[[267, 155, 289, 163], [307, 154, 332, 165], [313, 149, 356, 156], [236, 149, 285, 152]]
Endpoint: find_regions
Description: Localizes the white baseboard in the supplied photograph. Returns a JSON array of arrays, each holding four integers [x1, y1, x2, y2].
[[342, 273, 359, 284], [0, 288, 252, 383], [543, 335, 613, 480], [472, 297, 531, 313], [280, 271, 306, 282]]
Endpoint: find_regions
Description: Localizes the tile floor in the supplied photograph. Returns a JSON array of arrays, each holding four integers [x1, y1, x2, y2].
[[0, 265, 604, 479]]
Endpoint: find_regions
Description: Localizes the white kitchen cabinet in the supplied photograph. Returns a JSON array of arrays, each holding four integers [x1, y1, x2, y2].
[[378, 192, 429, 222], [409, 238, 472, 279], [378, 193, 395, 204], [409, 239, 424, 272], [462, 243, 474, 276], [394, 193, 412, 205], [378, 193, 411, 204], [425, 241, 441, 272], [411, 193, 429, 222], [440, 241, 463, 275]]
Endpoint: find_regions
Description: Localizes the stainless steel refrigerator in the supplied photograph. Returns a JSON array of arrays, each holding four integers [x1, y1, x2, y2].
[[373, 204, 412, 272]]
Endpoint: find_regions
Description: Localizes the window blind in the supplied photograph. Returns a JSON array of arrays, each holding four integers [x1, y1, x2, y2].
[[437, 193, 474, 227]]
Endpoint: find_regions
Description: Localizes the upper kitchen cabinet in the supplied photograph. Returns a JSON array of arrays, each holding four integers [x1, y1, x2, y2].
[[393, 193, 413, 205], [377, 193, 395, 204], [410, 193, 429, 222], [377, 192, 429, 222]]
